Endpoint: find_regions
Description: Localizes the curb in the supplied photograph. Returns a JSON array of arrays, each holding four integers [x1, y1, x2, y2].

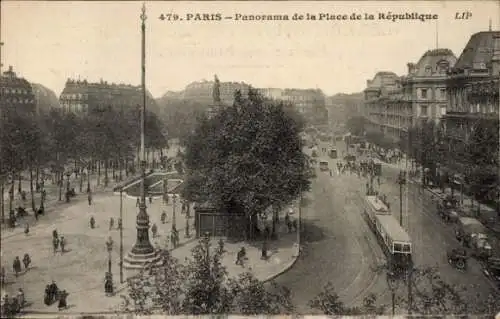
[[262, 244, 300, 283]]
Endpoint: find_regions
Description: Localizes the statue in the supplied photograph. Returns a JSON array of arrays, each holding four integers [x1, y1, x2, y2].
[[212, 75, 221, 104]]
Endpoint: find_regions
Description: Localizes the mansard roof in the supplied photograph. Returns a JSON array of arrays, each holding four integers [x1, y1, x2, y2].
[[453, 31, 500, 70]]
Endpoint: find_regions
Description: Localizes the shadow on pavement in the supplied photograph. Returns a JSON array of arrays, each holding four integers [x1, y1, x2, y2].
[[300, 220, 327, 244]]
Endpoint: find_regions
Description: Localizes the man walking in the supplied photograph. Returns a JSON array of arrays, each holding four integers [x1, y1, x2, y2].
[[13, 257, 21, 277]]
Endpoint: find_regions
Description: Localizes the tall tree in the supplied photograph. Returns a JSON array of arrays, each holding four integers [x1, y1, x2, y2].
[[122, 237, 293, 315], [310, 265, 500, 316], [182, 89, 311, 239]]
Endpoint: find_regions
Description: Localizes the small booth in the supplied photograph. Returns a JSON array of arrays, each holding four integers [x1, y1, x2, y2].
[[194, 202, 245, 239]]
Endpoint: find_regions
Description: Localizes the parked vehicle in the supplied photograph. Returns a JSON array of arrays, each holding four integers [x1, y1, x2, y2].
[[319, 161, 329, 171], [455, 217, 492, 259], [437, 197, 460, 223], [328, 148, 338, 159], [447, 247, 468, 271], [482, 257, 500, 288]]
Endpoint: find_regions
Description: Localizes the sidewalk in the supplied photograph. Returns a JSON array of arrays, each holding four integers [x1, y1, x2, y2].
[[2, 190, 298, 315]]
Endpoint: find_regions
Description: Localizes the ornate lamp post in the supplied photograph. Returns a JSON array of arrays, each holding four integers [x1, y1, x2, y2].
[[123, 2, 160, 272], [172, 194, 177, 229], [105, 236, 114, 295]]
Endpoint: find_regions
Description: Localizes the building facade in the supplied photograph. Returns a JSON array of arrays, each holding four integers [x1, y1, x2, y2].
[[363, 71, 402, 142], [59, 78, 157, 114], [404, 49, 457, 126], [0, 66, 36, 115], [364, 49, 456, 144], [443, 31, 500, 172]]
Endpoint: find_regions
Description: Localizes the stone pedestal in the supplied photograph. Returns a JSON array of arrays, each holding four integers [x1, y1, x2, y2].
[[123, 250, 162, 278]]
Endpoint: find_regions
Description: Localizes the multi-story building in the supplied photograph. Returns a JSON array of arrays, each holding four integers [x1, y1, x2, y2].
[[0, 66, 36, 115], [404, 49, 457, 126], [363, 71, 401, 141], [184, 80, 251, 106], [364, 49, 456, 144], [443, 31, 500, 172], [257, 88, 284, 100], [59, 78, 157, 114]]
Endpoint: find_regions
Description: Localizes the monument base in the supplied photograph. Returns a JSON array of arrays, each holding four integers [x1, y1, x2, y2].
[[123, 250, 162, 278]]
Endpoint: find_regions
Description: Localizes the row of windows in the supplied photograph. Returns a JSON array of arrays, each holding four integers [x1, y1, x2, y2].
[[2, 98, 35, 104], [60, 93, 89, 100], [1, 87, 32, 95], [419, 88, 447, 100]]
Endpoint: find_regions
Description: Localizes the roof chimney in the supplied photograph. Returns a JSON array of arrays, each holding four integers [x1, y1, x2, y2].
[[492, 35, 500, 76]]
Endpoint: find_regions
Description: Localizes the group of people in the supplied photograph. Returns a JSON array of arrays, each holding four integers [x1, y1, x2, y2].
[[52, 229, 66, 255], [11, 254, 31, 278], [44, 281, 68, 310], [1, 288, 25, 316]]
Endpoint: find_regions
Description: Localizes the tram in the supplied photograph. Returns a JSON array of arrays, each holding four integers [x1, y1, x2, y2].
[[364, 195, 413, 275]]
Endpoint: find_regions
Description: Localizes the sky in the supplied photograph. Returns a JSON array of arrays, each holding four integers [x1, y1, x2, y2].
[[1, 1, 499, 98]]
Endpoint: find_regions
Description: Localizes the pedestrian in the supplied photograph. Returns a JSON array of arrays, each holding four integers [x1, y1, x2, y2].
[[149, 195, 153, 204], [16, 288, 24, 308], [58, 290, 68, 310], [165, 194, 169, 205], [136, 198, 140, 207], [0, 266, 5, 285], [49, 281, 58, 301], [90, 216, 95, 229], [151, 223, 158, 238], [171, 226, 179, 248], [53, 236, 59, 254], [161, 211, 167, 224], [22, 253, 31, 270], [60, 236, 66, 254], [87, 192, 92, 206], [44, 285, 51, 305], [235, 247, 246, 266], [109, 217, 114, 230], [377, 176, 380, 186], [24, 224, 29, 236], [13, 257, 21, 277], [285, 213, 292, 232], [52, 229, 58, 240]]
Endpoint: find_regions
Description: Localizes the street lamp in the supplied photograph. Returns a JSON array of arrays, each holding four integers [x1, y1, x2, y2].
[[119, 188, 123, 283], [105, 236, 114, 295], [172, 194, 177, 229], [185, 200, 190, 238], [397, 170, 406, 226]]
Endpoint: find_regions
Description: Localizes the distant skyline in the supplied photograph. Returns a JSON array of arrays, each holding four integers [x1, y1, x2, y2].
[[1, 1, 498, 98]]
